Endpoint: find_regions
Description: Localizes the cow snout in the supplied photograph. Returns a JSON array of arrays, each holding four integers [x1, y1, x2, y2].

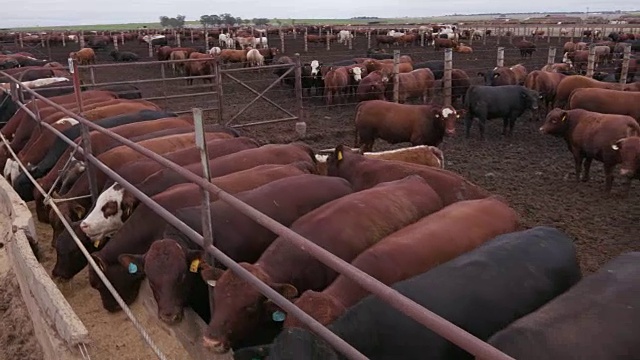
[[202, 336, 230, 353], [446, 129, 456, 136], [538, 127, 546, 134], [79, 221, 89, 232], [159, 310, 183, 324]]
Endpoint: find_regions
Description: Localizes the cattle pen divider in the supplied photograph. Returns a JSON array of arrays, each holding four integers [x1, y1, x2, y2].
[[1, 65, 519, 359], [77, 56, 305, 128]]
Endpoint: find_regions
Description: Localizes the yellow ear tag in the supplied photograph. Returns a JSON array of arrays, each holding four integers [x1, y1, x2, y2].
[[337, 151, 343, 161], [189, 259, 200, 273], [93, 240, 100, 248], [561, 114, 567, 122]]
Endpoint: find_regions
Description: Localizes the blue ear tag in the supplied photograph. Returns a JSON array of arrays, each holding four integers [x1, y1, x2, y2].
[[272, 311, 286, 322], [128, 263, 138, 274]]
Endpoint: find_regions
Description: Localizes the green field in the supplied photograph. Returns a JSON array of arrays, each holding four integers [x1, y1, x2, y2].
[[8, 12, 639, 32]]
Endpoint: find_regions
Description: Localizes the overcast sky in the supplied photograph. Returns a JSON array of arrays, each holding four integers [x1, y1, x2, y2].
[[2, 0, 638, 28]]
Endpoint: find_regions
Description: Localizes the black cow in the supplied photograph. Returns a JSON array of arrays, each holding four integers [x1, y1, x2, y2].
[[0, 58, 19, 69], [366, 48, 394, 60], [413, 60, 444, 80], [87, 37, 108, 50], [13, 110, 176, 200], [607, 32, 620, 42], [109, 50, 139, 62], [234, 226, 581, 360], [464, 85, 538, 139], [0, 83, 77, 127], [487, 252, 640, 360]]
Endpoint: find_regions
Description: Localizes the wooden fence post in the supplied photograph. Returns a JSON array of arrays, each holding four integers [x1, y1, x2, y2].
[[497, 47, 504, 67], [483, 26, 487, 45], [586, 44, 596, 78], [421, 32, 425, 47], [121, 32, 125, 44], [326, 31, 331, 51], [496, 27, 500, 45], [547, 47, 556, 65], [205, 31, 209, 51], [443, 48, 452, 107], [367, 31, 371, 49], [547, 27, 551, 44], [293, 27, 297, 40], [280, 30, 285, 54], [113, 35, 119, 51], [62, 33, 66, 47], [294, 53, 305, 137], [304, 28, 308, 52], [80, 31, 85, 48], [176, 30, 181, 47], [148, 39, 153, 58], [214, 58, 224, 123], [190, 29, 194, 43], [348, 33, 353, 50], [619, 44, 632, 84], [393, 50, 400, 103]]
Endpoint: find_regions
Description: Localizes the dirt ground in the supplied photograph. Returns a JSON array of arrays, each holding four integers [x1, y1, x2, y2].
[[2, 31, 639, 358]]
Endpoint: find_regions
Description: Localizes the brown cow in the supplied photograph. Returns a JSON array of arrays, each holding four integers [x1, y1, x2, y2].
[[323, 66, 350, 105], [515, 40, 536, 58], [49, 132, 234, 240], [448, 68, 471, 105], [383, 68, 435, 103], [284, 196, 520, 329], [157, 46, 196, 61], [326, 144, 489, 205], [305, 35, 324, 44], [563, 42, 576, 53], [169, 50, 188, 76], [454, 44, 473, 53], [554, 75, 640, 109], [33, 117, 194, 222], [185, 52, 215, 85], [375, 35, 396, 47], [539, 108, 640, 192], [356, 71, 386, 102], [200, 175, 443, 352], [69, 48, 95, 65], [397, 34, 417, 47], [478, 66, 517, 86], [355, 100, 458, 152], [119, 174, 354, 324], [218, 49, 248, 65], [565, 50, 589, 73], [541, 63, 573, 73], [362, 59, 413, 74], [433, 38, 457, 50], [509, 64, 528, 85], [611, 136, 640, 196], [569, 87, 640, 122], [81, 163, 315, 310], [525, 70, 567, 118]]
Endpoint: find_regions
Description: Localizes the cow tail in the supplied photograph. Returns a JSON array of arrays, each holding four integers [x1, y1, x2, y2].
[[354, 102, 364, 147]]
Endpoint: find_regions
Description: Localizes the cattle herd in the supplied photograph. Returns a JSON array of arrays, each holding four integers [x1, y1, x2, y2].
[[1, 22, 640, 360]]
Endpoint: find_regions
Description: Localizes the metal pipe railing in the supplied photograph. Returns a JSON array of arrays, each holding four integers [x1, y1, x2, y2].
[[1, 70, 515, 360]]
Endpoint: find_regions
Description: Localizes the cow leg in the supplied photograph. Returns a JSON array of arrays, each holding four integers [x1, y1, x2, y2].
[[582, 157, 593, 182], [464, 115, 474, 138], [508, 116, 517, 136], [502, 117, 509, 136], [571, 151, 584, 182], [477, 118, 486, 140], [604, 163, 616, 193]]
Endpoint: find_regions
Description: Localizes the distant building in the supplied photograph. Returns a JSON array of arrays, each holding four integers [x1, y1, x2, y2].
[[522, 15, 582, 24]]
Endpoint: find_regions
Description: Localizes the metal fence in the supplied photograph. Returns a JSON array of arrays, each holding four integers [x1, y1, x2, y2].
[[0, 64, 518, 359]]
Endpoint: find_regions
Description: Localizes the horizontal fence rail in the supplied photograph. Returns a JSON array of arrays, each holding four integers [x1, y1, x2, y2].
[[1, 68, 517, 360]]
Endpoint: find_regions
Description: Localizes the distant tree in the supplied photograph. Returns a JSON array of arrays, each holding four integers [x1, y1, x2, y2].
[[200, 15, 213, 26], [221, 13, 236, 26], [242, 19, 251, 25], [253, 18, 270, 26], [273, 18, 282, 26], [235, 17, 243, 25], [159, 14, 185, 28], [291, 19, 296, 26], [211, 15, 221, 26]]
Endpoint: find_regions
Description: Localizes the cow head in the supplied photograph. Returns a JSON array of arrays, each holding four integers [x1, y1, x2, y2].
[[325, 144, 360, 177], [201, 263, 298, 353], [282, 290, 346, 329], [52, 221, 97, 280], [479, 69, 499, 86], [310, 60, 321, 76], [539, 108, 569, 136], [89, 254, 146, 312], [348, 66, 364, 82], [522, 89, 539, 110], [612, 137, 640, 178], [80, 183, 138, 244], [50, 193, 87, 242], [119, 239, 204, 324], [58, 158, 86, 194], [432, 106, 460, 136]]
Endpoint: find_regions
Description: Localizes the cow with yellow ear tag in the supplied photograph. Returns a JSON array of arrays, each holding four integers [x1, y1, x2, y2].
[[540, 108, 640, 193]]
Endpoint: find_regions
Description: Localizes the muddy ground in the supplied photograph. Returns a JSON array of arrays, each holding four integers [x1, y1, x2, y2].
[[2, 32, 639, 358]]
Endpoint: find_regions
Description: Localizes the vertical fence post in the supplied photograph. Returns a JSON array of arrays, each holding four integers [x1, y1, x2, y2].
[[62, 33, 66, 47], [483, 26, 487, 45], [367, 31, 371, 49], [326, 31, 331, 51], [547, 47, 556, 65], [160, 63, 168, 107], [46, 37, 52, 61], [348, 33, 353, 50], [68, 57, 99, 202], [304, 28, 308, 52], [176, 30, 181, 47], [293, 27, 297, 40], [121, 32, 125, 45], [205, 31, 209, 51], [496, 47, 505, 67], [192, 107, 215, 269], [421, 31, 425, 47], [294, 53, 306, 138], [280, 30, 285, 54], [148, 39, 153, 58], [547, 27, 551, 44], [443, 48, 452, 107], [190, 29, 194, 43], [586, 44, 596, 78], [18, 32, 23, 48], [214, 58, 224, 124], [392, 50, 400, 103], [619, 44, 632, 84], [80, 31, 85, 48], [113, 35, 119, 51], [496, 28, 500, 45]]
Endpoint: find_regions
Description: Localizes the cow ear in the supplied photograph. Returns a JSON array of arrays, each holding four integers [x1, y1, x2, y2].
[[118, 254, 146, 275], [270, 282, 298, 299], [72, 203, 86, 220], [348, 68, 353, 73], [200, 266, 225, 285]]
